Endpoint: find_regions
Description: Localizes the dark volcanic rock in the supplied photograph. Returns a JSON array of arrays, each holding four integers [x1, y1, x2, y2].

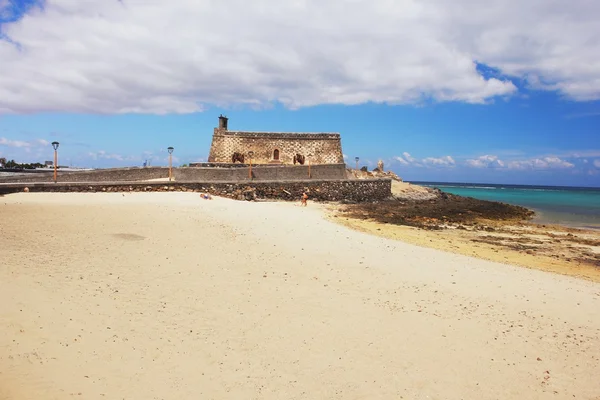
[[0, 179, 392, 203], [338, 192, 534, 228]]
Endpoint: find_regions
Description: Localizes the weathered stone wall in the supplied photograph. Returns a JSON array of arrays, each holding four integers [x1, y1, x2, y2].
[[188, 162, 298, 168], [0, 167, 168, 183], [175, 164, 346, 181], [0, 179, 392, 203], [188, 162, 251, 168], [208, 129, 344, 164], [0, 164, 347, 183]]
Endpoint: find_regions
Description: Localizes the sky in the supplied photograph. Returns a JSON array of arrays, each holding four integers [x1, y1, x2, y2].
[[0, 0, 599, 187]]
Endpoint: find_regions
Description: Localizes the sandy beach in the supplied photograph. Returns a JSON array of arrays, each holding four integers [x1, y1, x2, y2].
[[1, 192, 599, 400]]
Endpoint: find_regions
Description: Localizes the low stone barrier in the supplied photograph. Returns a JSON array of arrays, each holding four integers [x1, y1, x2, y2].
[[0, 167, 167, 183], [0, 164, 347, 183], [174, 164, 346, 181], [0, 179, 392, 203]]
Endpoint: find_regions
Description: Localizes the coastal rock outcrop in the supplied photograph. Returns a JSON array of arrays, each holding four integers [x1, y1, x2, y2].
[[337, 192, 535, 230]]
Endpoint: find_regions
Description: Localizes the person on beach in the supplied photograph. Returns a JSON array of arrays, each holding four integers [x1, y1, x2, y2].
[[301, 192, 308, 207]]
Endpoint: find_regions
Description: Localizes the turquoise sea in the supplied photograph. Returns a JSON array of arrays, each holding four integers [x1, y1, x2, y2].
[[410, 182, 600, 230]]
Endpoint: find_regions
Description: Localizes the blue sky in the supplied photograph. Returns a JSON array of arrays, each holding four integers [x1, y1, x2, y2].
[[1, 0, 599, 186]]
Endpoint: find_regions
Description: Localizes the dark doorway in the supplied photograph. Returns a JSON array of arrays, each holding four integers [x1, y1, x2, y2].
[[273, 149, 280, 160]]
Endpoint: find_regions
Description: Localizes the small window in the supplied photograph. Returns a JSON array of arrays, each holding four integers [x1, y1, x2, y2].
[[273, 149, 280, 160]]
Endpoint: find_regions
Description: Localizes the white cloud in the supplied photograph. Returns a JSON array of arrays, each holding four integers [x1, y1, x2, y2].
[[507, 156, 574, 170], [84, 149, 182, 166], [3, 0, 598, 114], [0, 137, 48, 148], [0, 137, 30, 148], [594, 159, 600, 168], [422, 155, 455, 167], [558, 150, 600, 159], [394, 156, 409, 166], [402, 152, 417, 163], [466, 155, 505, 168], [465, 154, 576, 170], [394, 152, 455, 168], [87, 150, 126, 162], [394, 152, 420, 166]]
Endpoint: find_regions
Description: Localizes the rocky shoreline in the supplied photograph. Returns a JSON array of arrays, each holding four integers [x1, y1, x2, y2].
[[340, 189, 535, 230]]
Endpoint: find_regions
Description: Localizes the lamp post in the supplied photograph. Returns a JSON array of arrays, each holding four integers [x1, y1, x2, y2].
[[248, 151, 254, 180], [167, 147, 174, 181], [307, 153, 313, 178], [355, 156, 360, 172], [51, 141, 59, 183]]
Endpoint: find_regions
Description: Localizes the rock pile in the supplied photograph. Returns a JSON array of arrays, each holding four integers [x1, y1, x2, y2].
[[347, 167, 402, 181], [0, 180, 392, 203], [338, 191, 535, 230]]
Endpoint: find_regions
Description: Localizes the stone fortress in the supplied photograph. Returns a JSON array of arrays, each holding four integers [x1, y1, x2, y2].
[[0, 115, 392, 202], [207, 115, 344, 165]]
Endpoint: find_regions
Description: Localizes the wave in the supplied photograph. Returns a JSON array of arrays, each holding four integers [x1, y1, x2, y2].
[[432, 185, 568, 193], [429, 185, 498, 190], [412, 181, 600, 192]]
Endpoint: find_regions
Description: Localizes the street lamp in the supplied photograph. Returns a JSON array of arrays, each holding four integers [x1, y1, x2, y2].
[[51, 141, 59, 183], [167, 147, 174, 181], [355, 156, 360, 172], [307, 153, 313, 178], [248, 151, 254, 180]]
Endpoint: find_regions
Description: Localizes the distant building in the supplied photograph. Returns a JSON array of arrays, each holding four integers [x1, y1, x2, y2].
[[207, 115, 344, 165], [45, 161, 53, 167]]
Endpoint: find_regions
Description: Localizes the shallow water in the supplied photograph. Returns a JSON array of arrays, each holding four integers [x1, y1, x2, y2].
[[411, 182, 600, 229]]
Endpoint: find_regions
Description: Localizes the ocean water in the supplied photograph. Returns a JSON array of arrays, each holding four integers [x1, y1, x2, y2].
[[410, 182, 600, 230]]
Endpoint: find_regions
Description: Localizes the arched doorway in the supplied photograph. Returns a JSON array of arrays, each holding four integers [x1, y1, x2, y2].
[[273, 149, 280, 161]]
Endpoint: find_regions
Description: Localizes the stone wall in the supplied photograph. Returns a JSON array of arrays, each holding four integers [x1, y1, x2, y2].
[[175, 164, 346, 181], [0, 179, 392, 203], [0, 164, 347, 183], [188, 162, 251, 168], [188, 162, 301, 168], [208, 129, 344, 165], [0, 167, 168, 183]]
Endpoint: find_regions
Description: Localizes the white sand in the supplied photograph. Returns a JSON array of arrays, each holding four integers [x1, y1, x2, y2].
[[1, 192, 599, 400]]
